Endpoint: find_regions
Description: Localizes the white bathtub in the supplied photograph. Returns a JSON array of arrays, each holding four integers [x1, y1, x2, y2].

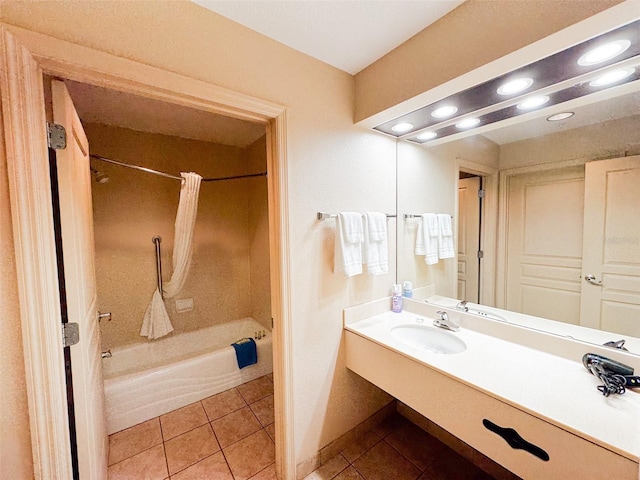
[[102, 317, 272, 434]]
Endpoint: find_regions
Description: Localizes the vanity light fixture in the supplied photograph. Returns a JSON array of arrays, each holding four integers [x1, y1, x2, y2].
[[497, 77, 534, 95], [391, 122, 414, 133], [516, 95, 550, 110], [455, 118, 480, 129], [577, 39, 631, 66], [417, 131, 438, 140], [546, 112, 575, 121], [431, 105, 458, 119], [589, 67, 636, 87]]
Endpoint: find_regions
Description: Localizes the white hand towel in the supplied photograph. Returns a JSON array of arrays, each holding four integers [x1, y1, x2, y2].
[[140, 289, 174, 339], [363, 212, 388, 275], [437, 213, 455, 259], [334, 212, 363, 277], [416, 213, 439, 265]]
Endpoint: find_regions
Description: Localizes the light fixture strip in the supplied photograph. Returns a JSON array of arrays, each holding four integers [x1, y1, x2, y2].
[[395, 55, 640, 140]]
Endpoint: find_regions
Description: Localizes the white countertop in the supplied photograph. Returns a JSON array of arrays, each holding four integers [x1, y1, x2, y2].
[[344, 298, 640, 461]]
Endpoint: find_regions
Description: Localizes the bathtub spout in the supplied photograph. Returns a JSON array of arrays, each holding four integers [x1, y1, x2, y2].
[[101, 350, 112, 359]]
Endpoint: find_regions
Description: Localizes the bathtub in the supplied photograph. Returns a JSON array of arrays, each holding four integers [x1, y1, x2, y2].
[[102, 317, 272, 434]]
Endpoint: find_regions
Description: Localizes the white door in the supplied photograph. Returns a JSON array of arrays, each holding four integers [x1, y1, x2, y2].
[[580, 156, 640, 336], [505, 166, 585, 324], [52, 80, 108, 479], [458, 176, 481, 302]]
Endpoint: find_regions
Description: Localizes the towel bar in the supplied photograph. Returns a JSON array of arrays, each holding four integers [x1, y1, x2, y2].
[[403, 214, 453, 219], [317, 212, 397, 220]]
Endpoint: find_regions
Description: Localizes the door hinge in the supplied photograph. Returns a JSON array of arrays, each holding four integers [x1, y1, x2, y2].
[[46, 122, 67, 150], [478, 189, 486, 198], [62, 322, 79, 347], [477, 250, 484, 259]]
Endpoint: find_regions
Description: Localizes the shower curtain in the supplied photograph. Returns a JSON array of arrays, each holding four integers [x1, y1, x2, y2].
[[141, 172, 202, 339]]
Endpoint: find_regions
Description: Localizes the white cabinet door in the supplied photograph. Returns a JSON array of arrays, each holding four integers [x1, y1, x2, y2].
[[580, 156, 640, 336], [52, 80, 108, 479]]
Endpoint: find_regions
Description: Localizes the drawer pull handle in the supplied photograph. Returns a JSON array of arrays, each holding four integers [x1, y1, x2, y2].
[[483, 419, 549, 461]]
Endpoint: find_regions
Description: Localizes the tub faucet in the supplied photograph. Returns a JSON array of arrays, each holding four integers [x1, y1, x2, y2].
[[456, 300, 469, 312], [434, 311, 460, 332]]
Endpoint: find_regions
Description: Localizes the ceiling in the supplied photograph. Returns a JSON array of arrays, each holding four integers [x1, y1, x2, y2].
[[191, 0, 464, 75], [65, 81, 266, 148]]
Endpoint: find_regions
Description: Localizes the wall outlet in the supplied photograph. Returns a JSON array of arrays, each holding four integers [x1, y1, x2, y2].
[[175, 298, 194, 313]]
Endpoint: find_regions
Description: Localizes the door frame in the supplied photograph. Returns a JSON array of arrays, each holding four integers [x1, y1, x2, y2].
[[456, 159, 497, 306], [1, 24, 295, 479]]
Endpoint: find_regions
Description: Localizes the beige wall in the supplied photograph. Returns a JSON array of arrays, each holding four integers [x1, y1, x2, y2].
[[397, 136, 499, 295], [246, 135, 272, 331], [499, 115, 640, 170], [354, 0, 622, 121], [0, 102, 35, 478], [86, 123, 271, 349], [0, 1, 395, 469]]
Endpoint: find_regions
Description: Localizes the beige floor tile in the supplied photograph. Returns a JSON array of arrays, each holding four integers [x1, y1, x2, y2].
[[224, 429, 275, 480], [107, 444, 167, 480], [237, 375, 274, 404], [108, 418, 163, 466], [340, 429, 381, 463], [170, 451, 233, 480], [385, 417, 446, 470], [420, 449, 496, 480], [304, 454, 349, 480], [371, 412, 402, 438], [211, 406, 262, 448], [265, 422, 276, 443], [202, 388, 247, 421], [160, 401, 208, 441], [333, 466, 365, 480], [352, 441, 421, 480], [249, 394, 275, 427], [164, 424, 220, 475], [248, 463, 278, 480]]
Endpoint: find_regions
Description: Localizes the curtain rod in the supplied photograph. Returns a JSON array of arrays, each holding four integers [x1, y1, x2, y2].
[[89, 154, 267, 182]]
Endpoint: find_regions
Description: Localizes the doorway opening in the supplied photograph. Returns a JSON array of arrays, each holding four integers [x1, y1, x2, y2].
[[457, 171, 483, 303]]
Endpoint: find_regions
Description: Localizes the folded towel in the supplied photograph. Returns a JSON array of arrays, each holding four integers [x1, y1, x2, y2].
[[231, 338, 257, 369], [140, 289, 174, 340], [363, 212, 388, 275], [334, 212, 363, 277], [415, 213, 439, 265], [437, 214, 455, 259]]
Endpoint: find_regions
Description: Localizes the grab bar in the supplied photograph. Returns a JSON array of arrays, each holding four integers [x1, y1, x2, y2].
[[152, 236, 164, 299]]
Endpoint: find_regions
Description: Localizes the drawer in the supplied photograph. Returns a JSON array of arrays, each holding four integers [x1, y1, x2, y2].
[[345, 331, 638, 479]]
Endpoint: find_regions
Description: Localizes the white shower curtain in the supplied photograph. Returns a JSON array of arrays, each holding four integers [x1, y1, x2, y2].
[[141, 172, 202, 339]]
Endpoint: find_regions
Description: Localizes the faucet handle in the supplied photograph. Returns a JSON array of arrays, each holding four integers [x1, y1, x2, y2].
[[436, 310, 448, 320]]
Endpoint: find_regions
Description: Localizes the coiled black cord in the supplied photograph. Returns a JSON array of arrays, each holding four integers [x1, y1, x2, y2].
[[590, 362, 627, 397]]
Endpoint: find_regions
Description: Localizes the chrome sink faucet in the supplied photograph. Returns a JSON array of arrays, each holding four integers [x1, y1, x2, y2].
[[456, 300, 469, 312], [434, 311, 460, 332]]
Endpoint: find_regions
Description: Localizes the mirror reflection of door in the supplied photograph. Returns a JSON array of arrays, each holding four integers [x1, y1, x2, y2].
[[458, 173, 481, 303], [505, 157, 640, 337]]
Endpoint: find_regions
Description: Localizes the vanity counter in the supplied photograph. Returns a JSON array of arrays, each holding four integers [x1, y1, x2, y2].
[[344, 298, 640, 473]]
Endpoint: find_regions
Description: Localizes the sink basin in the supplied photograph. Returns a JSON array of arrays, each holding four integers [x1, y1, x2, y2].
[[390, 324, 467, 354]]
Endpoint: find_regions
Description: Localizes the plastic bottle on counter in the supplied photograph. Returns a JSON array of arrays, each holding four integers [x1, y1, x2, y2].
[[402, 281, 413, 298], [391, 284, 403, 313]]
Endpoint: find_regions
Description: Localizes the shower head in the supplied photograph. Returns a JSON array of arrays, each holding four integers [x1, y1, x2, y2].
[[90, 166, 109, 184]]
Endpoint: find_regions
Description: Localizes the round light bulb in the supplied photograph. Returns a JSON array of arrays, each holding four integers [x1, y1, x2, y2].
[[546, 112, 574, 122], [391, 122, 414, 133], [417, 131, 438, 141], [431, 105, 458, 119], [577, 39, 631, 66], [516, 95, 550, 110], [589, 67, 635, 87], [497, 77, 534, 96], [455, 118, 480, 129]]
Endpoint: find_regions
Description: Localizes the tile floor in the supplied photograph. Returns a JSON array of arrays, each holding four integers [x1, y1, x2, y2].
[[107, 374, 509, 480]]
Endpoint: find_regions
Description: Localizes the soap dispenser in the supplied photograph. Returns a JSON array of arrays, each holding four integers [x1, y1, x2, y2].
[[402, 281, 413, 298], [392, 284, 403, 313]]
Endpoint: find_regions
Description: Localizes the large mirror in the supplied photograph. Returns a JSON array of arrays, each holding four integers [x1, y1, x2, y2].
[[396, 70, 640, 355]]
